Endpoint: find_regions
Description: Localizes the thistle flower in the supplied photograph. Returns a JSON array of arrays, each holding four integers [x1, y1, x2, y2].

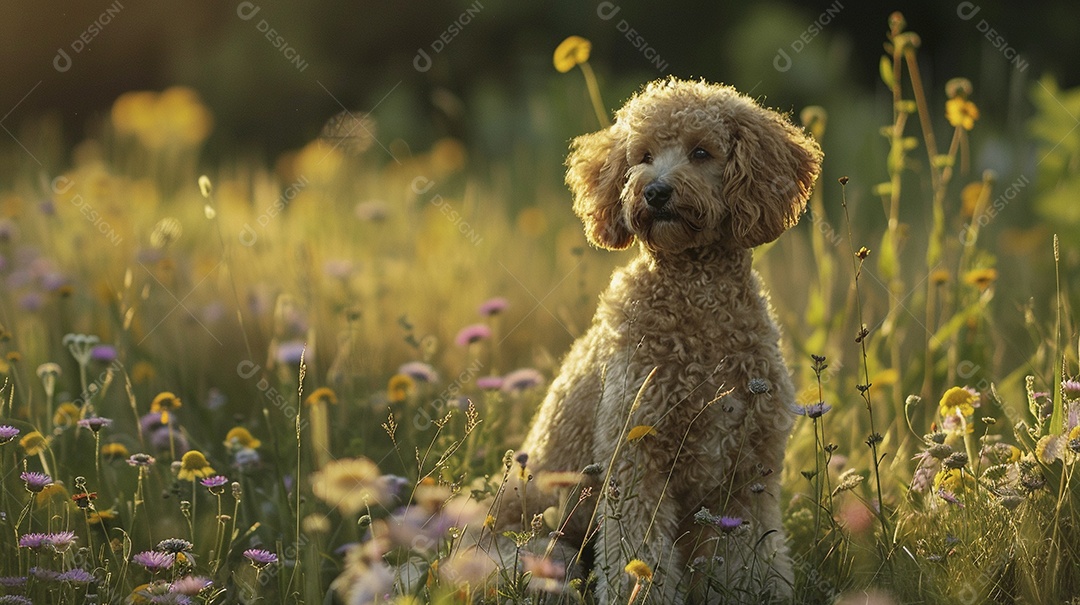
[[476, 376, 504, 390], [18, 533, 50, 549], [77, 416, 113, 432], [0, 425, 19, 444], [57, 568, 93, 583], [243, 548, 278, 568], [478, 297, 509, 316], [717, 516, 744, 533], [177, 450, 214, 481], [133, 550, 175, 571], [156, 538, 195, 554], [170, 575, 211, 595], [501, 368, 545, 394], [127, 453, 156, 467], [397, 361, 439, 383], [20, 471, 53, 493], [150, 392, 182, 425], [223, 427, 261, 450], [455, 323, 491, 347]]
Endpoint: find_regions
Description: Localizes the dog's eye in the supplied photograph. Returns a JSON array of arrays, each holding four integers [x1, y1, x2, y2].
[[690, 147, 711, 160], [642, 152, 653, 165]]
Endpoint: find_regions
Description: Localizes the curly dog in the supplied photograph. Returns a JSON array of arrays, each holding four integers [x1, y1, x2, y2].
[[512, 78, 822, 603]]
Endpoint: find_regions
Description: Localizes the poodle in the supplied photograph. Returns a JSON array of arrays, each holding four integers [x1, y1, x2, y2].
[[509, 78, 822, 603]]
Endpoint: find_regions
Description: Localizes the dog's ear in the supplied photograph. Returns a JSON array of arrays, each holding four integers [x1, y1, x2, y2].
[[722, 112, 822, 248], [565, 125, 633, 251]]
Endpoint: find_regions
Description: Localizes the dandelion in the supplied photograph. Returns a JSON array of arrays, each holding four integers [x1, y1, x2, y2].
[[133, 550, 175, 571], [20, 431, 49, 455], [305, 386, 338, 406], [150, 392, 182, 425], [223, 427, 261, 450], [77, 416, 112, 432], [387, 374, 416, 403], [243, 548, 278, 568], [177, 450, 215, 481], [455, 323, 491, 347], [21, 471, 53, 493], [397, 361, 439, 383], [553, 36, 592, 73], [311, 457, 388, 516], [0, 425, 19, 444], [478, 297, 509, 316]]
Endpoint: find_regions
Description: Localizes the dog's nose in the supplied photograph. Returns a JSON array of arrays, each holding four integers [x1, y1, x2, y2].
[[644, 182, 673, 208]]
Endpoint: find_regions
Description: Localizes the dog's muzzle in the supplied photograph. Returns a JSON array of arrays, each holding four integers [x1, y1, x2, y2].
[[643, 181, 673, 208]]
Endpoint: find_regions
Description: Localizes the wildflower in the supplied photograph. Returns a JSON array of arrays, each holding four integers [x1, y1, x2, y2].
[[1036, 435, 1065, 464], [805, 402, 832, 418], [943, 452, 969, 470], [939, 386, 978, 418], [387, 374, 416, 403], [177, 450, 215, 481], [36, 361, 61, 388], [0, 425, 19, 444], [455, 323, 491, 347], [58, 568, 93, 583], [47, 531, 77, 552], [933, 469, 963, 493], [833, 469, 865, 495], [101, 442, 130, 459], [748, 378, 769, 394], [627, 425, 657, 442], [53, 402, 82, 427], [72, 491, 97, 509], [478, 297, 509, 316], [223, 427, 261, 450], [200, 475, 229, 493], [156, 538, 195, 554], [476, 376, 504, 390], [21, 471, 53, 493], [170, 575, 211, 595], [78, 416, 113, 432], [87, 509, 118, 525], [1065, 380, 1080, 399], [133, 550, 175, 571], [553, 36, 592, 73], [305, 386, 338, 406], [0, 577, 27, 588], [717, 516, 743, 534], [233, 447, 261, 471], [936, 489, 962, 506], [963, 268, 997, 290], [18, 533, 50, 549], [275, 340, 307, 365], [501, 368, 545, 394], [90, 345, 117, 363], [127, 453, 157, 467], [20, 431, 49, 455], [397, 361, 439, 383], [150, 392, 182, 424], [243, 548, 278, 568], [0, 595, 33, 605], [311, 457, 388, 516], [945, 97, 980, 131]]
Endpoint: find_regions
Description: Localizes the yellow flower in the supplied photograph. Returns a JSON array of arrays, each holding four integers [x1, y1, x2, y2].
[[946, 97, 980, 131], [53, 402, 82, 427], [224, 427, 262, 450], [627, 425, 657, 442], [151, 392, 182, 424], [939, 387, 977, 418], [87, 508, 118, 525], [963, 268, 998, 291], [387, 374, 416, 403], [933, 469, 964, 493], [625, 559, 653, 581], [177, 450, 215, 481], [131, 361, 156, 383], [305, 387, 338, 406], [553, 36, 592, 73], [101, 442, 130, 460], [960, 182, 986, 218], [1006, 445, 1022, 463], [20, 431, 49, 455], [930, 269, 951, 285], [311, 457, 388, 516], [35, 482, 69, 506]]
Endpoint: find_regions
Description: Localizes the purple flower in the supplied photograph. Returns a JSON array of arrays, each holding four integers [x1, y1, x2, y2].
[[0, 594, 33, 604], [78, 416, 113, 432], [156, 538, 195, 554], [0, 425, 19, 444], [127, 453, 157, 467], [140, 411, 171, 433], [47, 531, 77, 552], [398, 361, 440, 383], [200, 475, 229, 491], [206, 388, 227, 410], [1064, 380, 1080, 399], [501, 368, 545, 394], [28, 566, 59, 581], [476, 376, 504, 390], [233, 447, 261, 471], [18, 292, 43, 312], [478, 297, 509, 316], [0, 576, 27, 588], [937, 489, 963, 507], [150, 427, 189, 455], [133, 550, 175, 571], [455, 324, 492, 347], [58, 568, 94, 583], [717, 516, 743, 533], [794, 402, 832, 419], [20, 471, 53, 493], [243, 548, 278, 567], [18, 533, 50, 549], [276, 340, 307, 365], [90, 345, 118, 363], [170, 575, 212, 595]]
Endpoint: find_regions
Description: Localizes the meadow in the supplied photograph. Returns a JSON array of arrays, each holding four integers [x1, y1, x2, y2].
[[1, 11, 1080, 605]]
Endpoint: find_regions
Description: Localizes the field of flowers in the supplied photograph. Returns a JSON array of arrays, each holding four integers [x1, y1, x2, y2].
[[1, 11, 1080, 605]]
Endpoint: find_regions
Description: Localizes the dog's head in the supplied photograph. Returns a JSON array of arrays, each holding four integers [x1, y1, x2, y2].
[[566, 78, 823, 254]]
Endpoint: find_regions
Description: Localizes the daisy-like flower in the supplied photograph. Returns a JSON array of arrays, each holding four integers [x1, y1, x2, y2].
[[553, 35, 592, 73], [150, 392, 182, 425], [455, 324, 491, 347], [20, 471, 53, 493], [18, 533, 50, 549], [47, 531, 77, 552], [398, 361, 439, 384], [223, 427, 261, 450], [133, 550, 175, 571], [387, 374, 416, 403], [127, 453, 156, 467], [243, 548, 278, 568], [478, 297, 509, 316], [962, 268, 997, 291], [19, 431, 49, 455], [101, 442, 130, 459], [501, 368, 545, 394], [157, 538, 194, 554], [304, 387, 338, 406], [939, 386, 978, 418], [177, 450, 215, 481], [311, 457, 388, 516], [200, 475, 229, 493], [0, 425, 19, 444], [58, 568, 94, 583], [77, 416, 113, 432], [170, 575, 211, 595], [53, 403, 82, 427]]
